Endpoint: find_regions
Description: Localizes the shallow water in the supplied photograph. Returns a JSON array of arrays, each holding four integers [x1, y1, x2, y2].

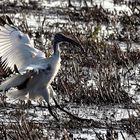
[[0, 0, 140, 139]]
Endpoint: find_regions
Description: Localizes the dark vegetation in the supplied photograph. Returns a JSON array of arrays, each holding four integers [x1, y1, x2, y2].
[[0, 0, 140, 139]]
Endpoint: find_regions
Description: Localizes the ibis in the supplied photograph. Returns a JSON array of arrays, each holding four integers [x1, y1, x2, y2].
[[0, 16, 82, 120]]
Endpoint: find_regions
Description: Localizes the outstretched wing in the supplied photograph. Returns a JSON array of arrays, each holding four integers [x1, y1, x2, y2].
[[0, 16, 46, 72]]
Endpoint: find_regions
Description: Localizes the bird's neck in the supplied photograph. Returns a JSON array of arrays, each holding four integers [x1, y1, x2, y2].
[[53, 43, 60, 56]]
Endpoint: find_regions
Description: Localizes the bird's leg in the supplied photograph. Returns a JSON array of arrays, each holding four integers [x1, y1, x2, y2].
[[53, 97, 86, 121], [49, 85, 86, 121], [47, 102, 59, 121], [42, 87, 59, 121]]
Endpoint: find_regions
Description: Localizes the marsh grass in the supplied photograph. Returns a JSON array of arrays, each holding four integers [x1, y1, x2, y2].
[[0, 0, 140, 139]]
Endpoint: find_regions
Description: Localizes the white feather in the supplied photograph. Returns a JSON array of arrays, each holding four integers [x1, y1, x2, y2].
[[0, 21, 62, 105], [0, 24, 46, 71], [6, 89, 27, 100], [0, 72, 33, 91]]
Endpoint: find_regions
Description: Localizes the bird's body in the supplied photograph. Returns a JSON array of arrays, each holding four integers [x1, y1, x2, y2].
[[0, 25, 61, 102], [1, 49, 61, 103], [0, 16, 81, 107], [24, 55, 61, 102]]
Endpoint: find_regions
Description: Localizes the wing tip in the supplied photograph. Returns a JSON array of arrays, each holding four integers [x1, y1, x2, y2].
[[0, 58, 13, 78], [6, 15, 14, 25], [0, 15, 14, 26], [0, 16, 6, 26]]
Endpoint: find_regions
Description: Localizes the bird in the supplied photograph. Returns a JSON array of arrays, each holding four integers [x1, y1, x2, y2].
[[0, 15, 82, 120]]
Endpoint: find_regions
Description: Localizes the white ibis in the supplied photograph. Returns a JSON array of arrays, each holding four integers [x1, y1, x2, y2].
[[0, 16, 82, 120]]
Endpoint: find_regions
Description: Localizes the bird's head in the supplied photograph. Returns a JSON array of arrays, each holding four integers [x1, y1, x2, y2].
[[53, 33, 84, 53]]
